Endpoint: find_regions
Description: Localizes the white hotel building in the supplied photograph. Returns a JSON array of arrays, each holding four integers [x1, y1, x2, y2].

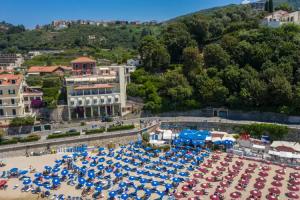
[[66, 64, 127, 120]]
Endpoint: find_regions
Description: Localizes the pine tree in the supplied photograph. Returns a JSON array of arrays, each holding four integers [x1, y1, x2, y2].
[[265, 0, 269, 12], [269, 0, 274, 12]]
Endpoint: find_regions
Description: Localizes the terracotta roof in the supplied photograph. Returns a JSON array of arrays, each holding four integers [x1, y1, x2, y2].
[[71, 57, 96, 63], [0, 74, 23, 85], [28, 66, 69, 73], [74, 84, 113, 90]]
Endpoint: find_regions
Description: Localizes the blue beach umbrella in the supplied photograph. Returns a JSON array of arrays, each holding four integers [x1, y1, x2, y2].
[[44, 184, 51, 190], [97, 165, 104, 170], [44, 166, 52, 171], [121, 193, 129, 200], [106, 168, 113, 173], [86, 182, 93, 187], [88, 170, 95, 179], [115, 172, 123, 178], [98, 147, 105, 151], [160, 175, 168, 179], [44, 175, 51, 180], [78, 177, 86, 185], [61, 169, 68, 176], [82, 160, 89, 165], [165, 183, 173, 189], [52, 167, 60, 173], [10, 168, 18, 173], [151, 181, 159, 187], [140, 178, 148, 184], [115, 163, 122, 168], [119, 182, 127, 188], [95, 185, 103, 191], [98, 158, 105, 163], [106, 160, 113, 165], [109, 191, 117, 197], [23, 179, 32, 185], [129, 176, 136, 181], [52, 177, 60, 185], [172, 177, 180, 183]]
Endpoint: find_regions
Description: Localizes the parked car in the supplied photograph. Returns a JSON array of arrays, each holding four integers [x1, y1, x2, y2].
[[53, 131, 62, 135], [68, 129, 77, 133]]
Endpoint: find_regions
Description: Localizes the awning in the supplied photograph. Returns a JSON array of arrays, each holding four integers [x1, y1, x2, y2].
[[253, 144, 265, 150], [269, 150, 300, 159]]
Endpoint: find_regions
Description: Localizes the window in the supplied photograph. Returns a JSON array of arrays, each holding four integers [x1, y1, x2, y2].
[[11, 99, 15, 105], [8, 89, 15, 95], [78, 100, 82, 105], [86, 100, 90, 105], [12, 109, 16, 116], [0, 109, 3, 116], [71, 101, 75, 106], [108, 98, 111, 103], [83, 64, 87, 69], [0, 81, 2, 85], [36, 97, 41, 100], [0, 90, 2, 95], [0, 100, 2, 105], [101, 99, 104, 103], [24, 97, 28, 101], [11, 80, 16, 84], [30, 97, 34, 101], [93, 99, 97, 104], [115, 98, 119, 103]]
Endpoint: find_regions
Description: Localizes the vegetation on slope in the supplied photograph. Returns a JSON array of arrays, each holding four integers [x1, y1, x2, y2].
[[129, 5, 300, 115]]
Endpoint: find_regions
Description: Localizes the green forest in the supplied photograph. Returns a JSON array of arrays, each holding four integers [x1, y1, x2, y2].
[[128, 5, 300, 115]]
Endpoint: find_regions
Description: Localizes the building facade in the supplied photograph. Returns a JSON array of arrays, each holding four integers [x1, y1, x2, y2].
[[66, 63, 127, 120], [0, 74, 25, 124], [71, 57, 96, 76], [263, 10, 300, 27], [0, 54, 24, 71]]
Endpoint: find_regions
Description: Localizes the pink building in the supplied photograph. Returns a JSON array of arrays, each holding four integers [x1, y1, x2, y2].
[[71, 57, 96, 75]]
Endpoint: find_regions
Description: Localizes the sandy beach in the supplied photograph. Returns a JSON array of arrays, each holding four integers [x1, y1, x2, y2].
[[0, 147, 299, 200]]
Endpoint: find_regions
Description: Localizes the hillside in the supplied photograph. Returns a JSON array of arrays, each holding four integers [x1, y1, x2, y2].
[[128, 4, 300, 115], [0, 23, 161, 53]]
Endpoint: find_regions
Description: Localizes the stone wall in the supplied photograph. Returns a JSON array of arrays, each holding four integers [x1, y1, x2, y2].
[[0, 135, 138, 158]]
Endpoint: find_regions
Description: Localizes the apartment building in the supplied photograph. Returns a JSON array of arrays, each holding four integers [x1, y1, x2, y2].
[[0, 54, 24, 70], [66, 58, 127, 120], [0, 74, 25, 124]]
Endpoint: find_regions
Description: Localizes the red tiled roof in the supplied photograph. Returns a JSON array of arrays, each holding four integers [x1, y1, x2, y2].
[[0, 74, 23, 85], [71, 57, 96, 63], [74, 84, 113, 90], [28, 66, 70, 73]]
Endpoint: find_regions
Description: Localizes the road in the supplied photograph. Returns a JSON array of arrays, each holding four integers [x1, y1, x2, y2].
[[7, 116, 300, 141]]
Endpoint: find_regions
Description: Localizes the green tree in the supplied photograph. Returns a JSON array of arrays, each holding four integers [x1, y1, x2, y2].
[[269, 0, 274, 12], [203, 44, 230, 69], [139, 36, 170, 72], [268, 76, 292, 106], [161, 22, 196, 63], [182, 46, 203, 76], [275, 3, 293, 12]]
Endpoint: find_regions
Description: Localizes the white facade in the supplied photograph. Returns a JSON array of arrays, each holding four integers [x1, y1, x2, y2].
[[0, 54, 24, 70], [66, 66, 127, 120], [263, 10, 300, 28]]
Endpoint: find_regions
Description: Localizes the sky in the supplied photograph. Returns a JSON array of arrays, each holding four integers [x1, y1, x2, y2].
[[0, 0, 241, 28]]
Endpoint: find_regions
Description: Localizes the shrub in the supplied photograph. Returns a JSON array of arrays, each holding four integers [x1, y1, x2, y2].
[[85, 128, 105, 135], [142, 132, 150, 142], [107, 124, 135, 132], [80, 122, 86, 126], [19, 134, 41, 143], [47, 131, 80, 139], [0, 138, 18, 146], [10, 117, 35, 127]]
